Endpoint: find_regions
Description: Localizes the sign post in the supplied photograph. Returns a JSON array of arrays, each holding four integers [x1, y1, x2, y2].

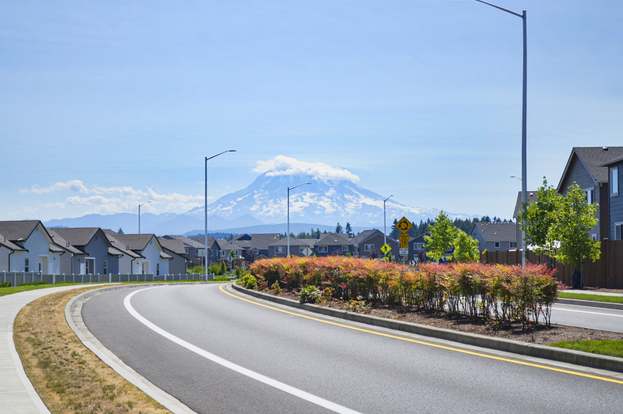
[[396, 217, 413, 262]]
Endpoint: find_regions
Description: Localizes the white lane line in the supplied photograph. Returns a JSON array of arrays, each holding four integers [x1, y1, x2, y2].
[[124, 287, 362, 414], [553, 306, 623, 318]]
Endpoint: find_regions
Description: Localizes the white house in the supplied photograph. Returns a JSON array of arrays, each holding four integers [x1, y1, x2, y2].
[[0, 220, 66, 274], [109, 233, 171, 275]]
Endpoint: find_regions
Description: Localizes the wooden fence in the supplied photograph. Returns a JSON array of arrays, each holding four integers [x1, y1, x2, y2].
[[480, 240, 623, 289]]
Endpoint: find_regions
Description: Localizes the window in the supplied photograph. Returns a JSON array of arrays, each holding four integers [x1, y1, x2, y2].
[[494, 242, 500, 248], [103, 259, 108, 275], [585, 188, 594, 204], [510, 242, 517, 248], [24, 258, 29, 272], [342, 245, 349, 253], [318, 246, 328, 253], [612, 167, 619, 196], [156, 263, 160, 276], [364, 243, 375, 252], [276, 246, 284, 254], [85, 258, 95, 275], [616, 223, 623, 241]]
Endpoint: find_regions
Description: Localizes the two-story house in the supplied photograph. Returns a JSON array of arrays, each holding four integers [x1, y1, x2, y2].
[[352, 229, 398, 259], [0, 220, 64, 273], [471, 222, 517, 252], [314, 233, 355, 256], [557, 147, 623, 241], [605, 156, 623, 240], [111, 233, 171, 275], [158, 237, 189, 274], [268, 238, 316, 257]]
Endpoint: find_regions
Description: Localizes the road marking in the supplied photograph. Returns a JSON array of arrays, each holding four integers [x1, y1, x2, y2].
[[124, 287, 362, 414], [220, 285, 623, 386], [553, 306, 623, 318]]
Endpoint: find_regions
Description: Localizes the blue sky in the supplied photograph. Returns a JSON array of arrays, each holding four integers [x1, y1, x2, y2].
[[1, 0, 622, 220]]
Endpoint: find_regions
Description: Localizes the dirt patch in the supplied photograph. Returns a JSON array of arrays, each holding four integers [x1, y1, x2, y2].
[[13, 287, 170, 414], [269, 289, 622, 345]]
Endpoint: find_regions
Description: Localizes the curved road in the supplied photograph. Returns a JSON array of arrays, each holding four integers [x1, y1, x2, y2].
[[83, 284, 623, 414]]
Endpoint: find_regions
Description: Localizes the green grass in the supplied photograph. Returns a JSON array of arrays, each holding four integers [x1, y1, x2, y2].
[[550, 340, 623, 358], [558, 292, 623, 304]]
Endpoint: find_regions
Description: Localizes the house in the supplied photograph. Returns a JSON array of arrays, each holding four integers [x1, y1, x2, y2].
[[233, 233, 281, 261], [0, 220, 64, 273], [352, 229, 397, 259], [158, 237, 188, 274], [49, 230, 86, 274], [217, 239, 244, 262], [0, 233, 27, 272], [557, 147, 623, 241], [268, 238, 316, 257], [409, 234, 427, 263], [163, 235, 205, 266], [314, 233, 355, 256], [512, 190, 538, 248], [471, 222, 517, 252], [53, 227, 125, 275], [109, 233, 171, 275], [604, 156, 623, 240]]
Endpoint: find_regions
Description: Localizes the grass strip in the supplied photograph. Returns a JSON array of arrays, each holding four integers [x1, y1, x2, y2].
[[0, 282, 81, 297], [13, 287, 170, 414], [550, 340, 623, 359], [559, 292, 623, 304]]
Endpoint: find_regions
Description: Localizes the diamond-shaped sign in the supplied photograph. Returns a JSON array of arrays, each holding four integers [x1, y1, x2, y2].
[[396, 217, 413, 233], [380, 243, 392, 255]]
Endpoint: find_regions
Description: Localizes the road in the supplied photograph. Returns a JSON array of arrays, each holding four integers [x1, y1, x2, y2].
[[83, 284, 623, 414], [552, 302, 623, 333]]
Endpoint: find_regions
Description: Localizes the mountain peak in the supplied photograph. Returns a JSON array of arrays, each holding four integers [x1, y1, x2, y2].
[[254, 155, 360, 183]]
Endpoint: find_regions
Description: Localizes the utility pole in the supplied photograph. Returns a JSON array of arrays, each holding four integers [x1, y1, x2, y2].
[[138, 204, 141, 234], [383, 195, 393, 245], [475, 0, 528, 268]]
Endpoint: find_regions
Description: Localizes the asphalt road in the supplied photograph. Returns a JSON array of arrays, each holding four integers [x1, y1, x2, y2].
[[83, 284, 623, 414], [551, 302, 623, 333]]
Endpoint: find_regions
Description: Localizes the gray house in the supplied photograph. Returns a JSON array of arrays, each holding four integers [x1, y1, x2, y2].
[[111, 233, 171, 275], [163, 235, 205, 266], [605, 156, 623, 240], [557, 147, 623, 241], [0, 232, 27, 273], [53, 228, 117, 275], [49, 230, 86, 274], [352, 229, 398, 259], [0, 220, 66, 274], [268, 238, 316, 257], [314, 233, 355, 256], [471, 222, 517, 252], [512, 190, 538, 248], [158, 237, 188, 274]]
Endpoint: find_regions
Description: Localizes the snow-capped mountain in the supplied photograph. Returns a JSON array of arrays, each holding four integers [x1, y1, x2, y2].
[[46, 156, 475, 234]]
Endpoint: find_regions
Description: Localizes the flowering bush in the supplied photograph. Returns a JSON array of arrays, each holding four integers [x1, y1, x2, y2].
[[250, 257, 558, 328], [299, 285, 322, 304]]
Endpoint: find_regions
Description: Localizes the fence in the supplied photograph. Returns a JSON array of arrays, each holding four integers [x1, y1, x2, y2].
[[0, 272, 223, 287], [480, 240, 623, 289]]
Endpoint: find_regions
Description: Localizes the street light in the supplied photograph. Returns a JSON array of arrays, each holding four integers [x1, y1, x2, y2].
[[204, 150, 236, 280], [475, 0, 528, 268], [383, 195, 393, 245], [287, 182, 311, 257], [138, 204, 141, 234]]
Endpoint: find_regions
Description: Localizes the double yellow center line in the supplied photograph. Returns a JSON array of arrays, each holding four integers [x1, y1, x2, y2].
[[219, 285, 623, 386]]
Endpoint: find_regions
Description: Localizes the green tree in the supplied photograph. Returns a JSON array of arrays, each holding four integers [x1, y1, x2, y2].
[[335, 222, 343, 234], [345, 222, 353, 237], [548, 184, 600, 288], [424, 211, 457, 262], [521, 177, 562, 254], [452, 230, 480, 263]]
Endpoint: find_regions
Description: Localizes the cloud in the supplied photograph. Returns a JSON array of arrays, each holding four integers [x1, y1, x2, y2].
[[254, 155, 359, 182], [21, 180, 203, 214]]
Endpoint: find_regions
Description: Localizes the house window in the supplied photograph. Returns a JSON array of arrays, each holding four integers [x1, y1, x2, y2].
[[342, 245, 349, 253], [612, 167, 619, 196], [318, 246, 328, 254], [103, 259, 108, 275], [85, 258, 95, 275], [616, 223, 623, 241], [510, 242, 517, 248], [585, 188, 594, 204], [494, 242, 500, 248], [276, 246, 284, 254], [24, 258, 29, 272], [364, 243, 374, 252], [156, 263, 160, 276]]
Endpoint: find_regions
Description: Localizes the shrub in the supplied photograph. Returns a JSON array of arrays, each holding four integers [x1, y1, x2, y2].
[[270, 280, 282, 294], [237, 272, 257, 290], [299, 285, 321, 304], [250, 257, 558, 328], [0, 281, 11, 288]]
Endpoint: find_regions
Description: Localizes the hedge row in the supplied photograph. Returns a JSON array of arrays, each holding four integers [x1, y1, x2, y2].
[[249, 257, 559, 328]]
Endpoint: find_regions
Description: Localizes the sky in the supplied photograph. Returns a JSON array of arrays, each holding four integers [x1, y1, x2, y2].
[[1, 0, 622, 220]]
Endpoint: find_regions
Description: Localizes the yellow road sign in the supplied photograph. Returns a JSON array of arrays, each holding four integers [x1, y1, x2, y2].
[[396, 217, 413, 233], [399, 233, 410, 249], [380, 243, 392, 255]]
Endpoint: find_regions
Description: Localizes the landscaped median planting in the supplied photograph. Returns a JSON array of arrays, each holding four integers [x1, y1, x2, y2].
[[248, 257, 559, 330]]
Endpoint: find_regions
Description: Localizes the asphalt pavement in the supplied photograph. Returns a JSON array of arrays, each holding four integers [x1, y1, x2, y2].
[[82, 284, 623, 414]]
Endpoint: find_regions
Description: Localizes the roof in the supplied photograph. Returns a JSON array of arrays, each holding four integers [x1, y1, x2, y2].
[[217, 239, 242, 251], [158, 237, 187, 256], [0, 233, 27, 251], [235, 233, 281, 250], [269, 238, 317, 247], [0, 220, 42, 242], [48, 230, 85, 255], [472, 223, 517, 243], [513, 191, 538, 219], [104, 233, 142, 259], [316, 233, 353, 246], [558, 147, 623, 190], [603, 155, 623, 167], [164, 235, 205, 249], [50, 227, 100, 247], [352, 229, 382, 245]]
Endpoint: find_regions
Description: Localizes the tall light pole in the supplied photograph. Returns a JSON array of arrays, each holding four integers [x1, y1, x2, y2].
[[383, 195, 393, 245], [138, 204, 141, 234], [475, 0, 528, 268], [287, 182, 311, 257], [204, 150, 236, 279]]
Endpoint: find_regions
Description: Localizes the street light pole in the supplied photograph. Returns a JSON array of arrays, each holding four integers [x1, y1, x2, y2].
[[383, 195, 393, 245], [204, 149, 236, 280], [475, 0, 528, 268], [287, 182, 311, 257], [138, 204, 141, 234]]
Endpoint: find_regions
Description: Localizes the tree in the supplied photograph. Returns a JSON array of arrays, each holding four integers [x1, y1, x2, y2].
[[548, 184, 600, 288], [117, 227, 125, 234], [345, 222, 353, 237], [424, 211, 458, 262], [521, 177, 562, 254], [452, 230, 480, 263], [335, 222, 343, 234]]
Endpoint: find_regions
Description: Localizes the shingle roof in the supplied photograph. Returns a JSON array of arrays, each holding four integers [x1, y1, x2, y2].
[[158, 237, 187, 256], [164, 235, 205, 249], [473, 223, 517, 243], [559, 147, 623, 190], [0, 233, 27, 251], [269, 238, 317, 247], [351, 229, 382, 245], [0, 220, 41, 242], [50, 227, 100, 247], [104, 232, 142, 259], [316, 233, 353, 246], [109, 233, 154, 251], [48, 230, 85, 255], [236, 233, 281, 250]]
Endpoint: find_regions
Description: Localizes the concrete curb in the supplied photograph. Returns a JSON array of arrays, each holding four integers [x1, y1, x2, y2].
[[232, 284, 623, 374], [557, 298, 623, 311], [66, 285, 197, 414]]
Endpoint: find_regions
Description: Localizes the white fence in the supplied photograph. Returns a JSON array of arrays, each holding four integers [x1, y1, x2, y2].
[[0, 272, 223, 287]]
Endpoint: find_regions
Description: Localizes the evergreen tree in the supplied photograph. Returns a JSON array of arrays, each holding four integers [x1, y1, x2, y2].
[[335, 222, 343, 234], [117, 227, 124, 234], [345, 222, 353, 237]]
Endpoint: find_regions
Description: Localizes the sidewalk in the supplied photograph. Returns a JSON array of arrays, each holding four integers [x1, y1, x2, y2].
[[0, 285, 90, 414], [562, 289, 623, 297]]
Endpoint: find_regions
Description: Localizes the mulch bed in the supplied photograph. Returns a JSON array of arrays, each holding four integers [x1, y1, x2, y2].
[[267, 289, 622, 345]]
